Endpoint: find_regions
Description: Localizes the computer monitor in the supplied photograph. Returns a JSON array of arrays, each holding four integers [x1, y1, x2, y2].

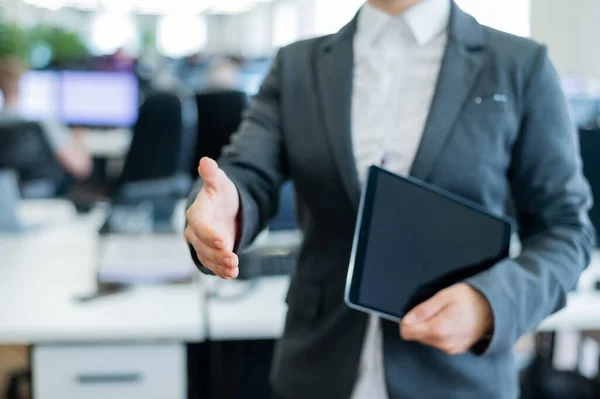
[[61, 71, 139, 127], [0, 71, 61, 121], [568, 97, 600, 130], [19, 71, 61, 121], [269, 181, 298, 231], [238, 59, 271, 95]]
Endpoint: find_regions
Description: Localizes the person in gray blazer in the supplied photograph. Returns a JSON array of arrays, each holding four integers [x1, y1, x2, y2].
[[185, 0, 595, 398]]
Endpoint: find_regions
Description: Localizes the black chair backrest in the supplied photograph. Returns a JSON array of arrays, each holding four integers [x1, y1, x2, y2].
[[118, 89, 198, 187], [193, 90, 249, 175], [0, 121, 67, 192], [579, 128, 600, 243]]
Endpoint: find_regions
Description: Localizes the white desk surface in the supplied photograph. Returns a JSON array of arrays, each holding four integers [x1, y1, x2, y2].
[[540, 292, 600, 331], [206, 276, 289, 341], [206, 250, 600, 340], [0, 206, 206, 344], [5, 203, 600, 344], [83, 128, 132, 158]]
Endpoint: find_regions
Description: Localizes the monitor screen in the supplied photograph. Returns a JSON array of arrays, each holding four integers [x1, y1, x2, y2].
[[61, 71, 139, 127], [238, 60, 271, 95], [17, 71, 61, 121], [568, 97, 599, 129]]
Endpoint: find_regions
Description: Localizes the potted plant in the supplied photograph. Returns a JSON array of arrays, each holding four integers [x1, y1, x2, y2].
[[29, 25, 88, 68], [0, 23, 30, 107], [0, 22, 30, 64]]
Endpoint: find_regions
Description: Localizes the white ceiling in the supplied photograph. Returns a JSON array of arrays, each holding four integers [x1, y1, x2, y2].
[[23, 0, 275, 15]]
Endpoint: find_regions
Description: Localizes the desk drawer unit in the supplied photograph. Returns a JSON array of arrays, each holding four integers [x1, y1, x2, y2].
[[32, 343, 185, 399]]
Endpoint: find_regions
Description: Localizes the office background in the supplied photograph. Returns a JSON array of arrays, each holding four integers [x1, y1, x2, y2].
[[0, 0, 600, 398]]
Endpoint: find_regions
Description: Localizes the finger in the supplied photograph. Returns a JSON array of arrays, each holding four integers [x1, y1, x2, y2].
[[402, 309, 457, 353], [195, 238, 239, 270], [186, 204, 228, 250], [186, 226, 239, 279], [199, 157, 232, 198], [188, 218, 228, 250], [198, 157, 218, 183], [199, 258, 239, 279], [184, 225, 198, 247], [403, 289, 451, 325], [401, 299, 452, 340], [186, 225, 238, 268], [401, 319, 431, 342], [198, 157, 226, 192]]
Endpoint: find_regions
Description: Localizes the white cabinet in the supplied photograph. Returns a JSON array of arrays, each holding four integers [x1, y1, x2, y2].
[[33, 344, 186, 399]]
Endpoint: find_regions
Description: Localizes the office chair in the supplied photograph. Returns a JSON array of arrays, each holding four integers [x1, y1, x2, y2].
[[270, 181, 299, 231], [192, 89, 249, 175], [578, 127, 600, 244], [192, 90, 302, 279], [0, 121, 69, 197], [105, 90, 197, 233], [118, 89, 198, 189]]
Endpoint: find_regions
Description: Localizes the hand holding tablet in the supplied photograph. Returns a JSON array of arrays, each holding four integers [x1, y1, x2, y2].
[[344, 166, 513, 353], [400, 282, 494, 355]]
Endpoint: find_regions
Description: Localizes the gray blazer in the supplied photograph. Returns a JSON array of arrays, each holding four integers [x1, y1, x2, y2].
[[189, 3, 595, 398]]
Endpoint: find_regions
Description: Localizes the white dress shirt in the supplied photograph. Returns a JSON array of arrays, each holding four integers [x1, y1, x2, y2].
[[350, 1, 450, 398]]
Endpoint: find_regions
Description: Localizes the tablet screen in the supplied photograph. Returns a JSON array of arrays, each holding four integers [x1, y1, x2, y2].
[[347, 166, 511, 320]]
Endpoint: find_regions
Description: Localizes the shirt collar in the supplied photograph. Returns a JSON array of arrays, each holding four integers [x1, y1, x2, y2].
[[356, 0, 450, 48]]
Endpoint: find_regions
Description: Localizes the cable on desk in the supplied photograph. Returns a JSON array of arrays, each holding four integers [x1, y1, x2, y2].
[[206, 279, 259, 302]]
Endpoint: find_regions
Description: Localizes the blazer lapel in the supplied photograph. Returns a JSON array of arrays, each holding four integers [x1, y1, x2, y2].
[[410, 3, 487, 181], [315, 18, 361, 208]]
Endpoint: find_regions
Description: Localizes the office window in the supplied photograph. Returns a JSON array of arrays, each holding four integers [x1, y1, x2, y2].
[[90, 13, 139, 55], [312, 0, 531, 37], [157, 15, 208, 58], [23, 0, 65, 10], [455, 0, 531, 37], [99, 0, 136, 14], [314, 0, 364, 36], [273, 1, 299, 48]]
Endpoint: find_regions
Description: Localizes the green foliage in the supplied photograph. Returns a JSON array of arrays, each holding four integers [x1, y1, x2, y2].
[[0, 23, 30, 63], [0, 22, 87, 68], [142, 30, 156, 51], [29, 25, 88, 66]]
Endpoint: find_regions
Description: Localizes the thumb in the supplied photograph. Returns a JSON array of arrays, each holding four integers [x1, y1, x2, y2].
[[198, 157, 225, 193], [403, 290, 450, 325]]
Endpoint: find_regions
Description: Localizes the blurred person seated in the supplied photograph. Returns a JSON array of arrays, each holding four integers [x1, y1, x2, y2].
[[206, 56, 243, 90], [176, 52, 210, 92], [95, 47, 135, 72], [111, 47, 135, 72], [0, 58, 92, 180]]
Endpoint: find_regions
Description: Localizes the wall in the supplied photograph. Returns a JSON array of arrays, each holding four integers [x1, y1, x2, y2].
[[531, 0, 600, 81], [204, 3, 275, 56]]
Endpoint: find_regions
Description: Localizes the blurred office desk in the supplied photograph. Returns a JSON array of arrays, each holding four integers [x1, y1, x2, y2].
[[205, 246, 600, 337], [0, 212, 205, 399], [82, 128, 133, 158], [205, 278, 600, 338], [203, 276, 289, 398], [539, 250, 600, 331], [539, 292, 600, 331], [206, 276, 289, 341]]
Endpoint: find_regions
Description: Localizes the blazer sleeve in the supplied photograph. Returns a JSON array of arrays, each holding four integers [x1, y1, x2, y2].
[[187, 50, 288, 273], [465, 45, 596, 355]]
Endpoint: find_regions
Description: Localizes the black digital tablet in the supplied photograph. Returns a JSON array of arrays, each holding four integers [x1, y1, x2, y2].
[[344, 166, 514, 322]]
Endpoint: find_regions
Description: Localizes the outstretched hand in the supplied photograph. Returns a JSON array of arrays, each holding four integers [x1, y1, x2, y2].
[[185, 157, 241, 279]]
